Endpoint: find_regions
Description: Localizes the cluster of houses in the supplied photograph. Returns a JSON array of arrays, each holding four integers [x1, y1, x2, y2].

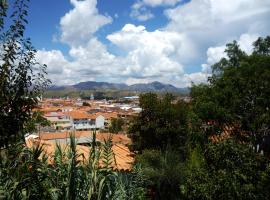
[[35, 98, 141, 132], [24, 97, 143, 171]]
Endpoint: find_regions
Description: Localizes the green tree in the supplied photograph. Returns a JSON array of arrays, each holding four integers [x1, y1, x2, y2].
[[253, 36, 270, 56], [129, 93, 190, 154], [0, 134, 147, 200], [136, 148, 183, 200], [109, 118, 124, 133], [191, 36, 270, 151], [182, 140, 267, 200], [185, 36, 270, 199], [82, 101, 90, 106], [24, 111, 51, 134], [0, 0, 50, 148]]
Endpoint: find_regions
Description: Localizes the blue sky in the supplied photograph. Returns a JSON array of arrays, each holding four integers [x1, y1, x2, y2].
[[18, 0, 270, 87], [26, 0, 176, 54]]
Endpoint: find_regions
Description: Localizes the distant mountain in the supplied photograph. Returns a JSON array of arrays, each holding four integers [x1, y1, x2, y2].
[[73, 81, 128, 90], [128, 81, 184, 93], [48, 81, 189, 93]]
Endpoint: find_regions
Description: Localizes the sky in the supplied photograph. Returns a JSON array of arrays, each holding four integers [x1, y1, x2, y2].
[[21, 0, 270, 87]]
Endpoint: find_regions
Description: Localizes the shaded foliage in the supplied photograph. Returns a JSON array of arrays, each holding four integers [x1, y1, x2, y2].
[[109, 118, 124, 133], [129, 93, 190, 154], [136, 149, 183, 200], [191, 36, 270, 151], [0, 0, 50, 148], [182, 140, 269, 200]]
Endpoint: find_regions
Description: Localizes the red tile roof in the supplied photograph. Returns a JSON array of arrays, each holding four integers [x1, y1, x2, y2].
[[26, 136, 134, 171]]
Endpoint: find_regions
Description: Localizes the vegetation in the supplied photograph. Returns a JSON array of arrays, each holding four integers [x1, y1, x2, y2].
[[44, 89, 141, 100], [82, 102, 90, 106], [128, 36, 270, 199], [191, 38, 270, 150], [0, 0, 270, 199], [109, 118, 125, 133], [0, 134, 146, 199], [182, 140, 269, 199], [0, 0, 49, 148], [129, 93, 190, 153]]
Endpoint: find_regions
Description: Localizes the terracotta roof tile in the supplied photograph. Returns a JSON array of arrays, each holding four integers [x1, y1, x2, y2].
[[25, 136, 134, 171]]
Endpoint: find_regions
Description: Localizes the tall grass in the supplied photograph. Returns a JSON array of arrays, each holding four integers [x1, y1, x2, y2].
[[0, 132, 146, 200]]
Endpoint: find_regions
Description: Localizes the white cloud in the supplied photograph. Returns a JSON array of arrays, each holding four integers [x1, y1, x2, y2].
[[164, 0, 270, 54], [130, 0, 181, 21], [202, 33, 260, 72], [206, 45, 227, 66], [238, 33, 259, 54], [183, 72, 209, 86], [36, 0, 270, 88], [140, 0, 180, 7], [36, 38, 122, 85], [125, 77, 150, 85], [130, 2, 154, 21], [107, 24, 195, 79], [36, 50, 67, 74], [165, 0, 270, 32], [60, 0, 112, 46], [163, 0, 270, 85]]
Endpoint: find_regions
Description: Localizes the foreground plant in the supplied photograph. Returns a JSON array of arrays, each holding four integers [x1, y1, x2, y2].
[[0, 133, 146, 200]]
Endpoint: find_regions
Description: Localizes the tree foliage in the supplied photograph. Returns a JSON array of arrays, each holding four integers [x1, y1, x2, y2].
[[191, 36, 270, 150], [109, 118, 124, 133], [184, 35, 270, 199], [129, 93, 190, 153], [136, 148, 183, 200], [182, 140, 269, 200], [0, 0, 50, 148]]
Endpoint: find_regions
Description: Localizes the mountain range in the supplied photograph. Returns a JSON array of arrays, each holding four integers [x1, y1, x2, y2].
[[48, 81, 189, 93]]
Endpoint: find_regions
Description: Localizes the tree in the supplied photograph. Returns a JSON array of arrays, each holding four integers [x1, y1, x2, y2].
[[109, 118, 124, 133], [136, 148, 183, 200], [253, 36, 270, 56], [191, 37, 270, 152], [129, 93, 190, 154], [182, 140, 267, 200], [82, 101, 90, 106], [24, 111, 51, 134], [0, 0, 50, 148]]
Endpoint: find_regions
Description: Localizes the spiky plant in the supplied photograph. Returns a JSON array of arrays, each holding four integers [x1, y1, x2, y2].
[[0, 131, 146, 200], [0, 141, 52, 199]]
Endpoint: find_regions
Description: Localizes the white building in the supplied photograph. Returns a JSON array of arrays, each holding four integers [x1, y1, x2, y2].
[[67, 111, 105, 131], [44, 112, 72, 130]]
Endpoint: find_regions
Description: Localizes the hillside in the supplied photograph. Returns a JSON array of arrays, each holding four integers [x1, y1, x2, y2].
[[48, 81, 189, 93]]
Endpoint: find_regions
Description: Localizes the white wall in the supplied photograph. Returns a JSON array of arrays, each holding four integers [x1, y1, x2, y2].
[[95, 115, 105, 129]]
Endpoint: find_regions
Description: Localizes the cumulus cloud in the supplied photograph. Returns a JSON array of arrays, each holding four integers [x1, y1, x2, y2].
[[37, 38, 122, 85], [36, 0, 270, 87], [163, 0, 270, 84], [202, 33, 260, 69], [130, 2, 154, 21], [60, 0, 112, 46], [164, 0, 270, 52], [107, 24, 196, 79], [140, 0, 180, 7], [165, 0, 270, 32], [130, 0, 181, 21], [36, 50, 67, 74], [36, 0, 116, 85]]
